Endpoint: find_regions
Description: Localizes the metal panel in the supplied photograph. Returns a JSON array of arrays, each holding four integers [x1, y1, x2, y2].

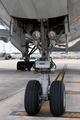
[[1, 0, 68, 19], [68, 0, 80, 40], [36, 61, 50, 68], [0, 1, 10, 27]]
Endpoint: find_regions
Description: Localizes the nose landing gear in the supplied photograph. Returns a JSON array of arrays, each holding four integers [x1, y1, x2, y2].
[[24, 19, 66, 116]]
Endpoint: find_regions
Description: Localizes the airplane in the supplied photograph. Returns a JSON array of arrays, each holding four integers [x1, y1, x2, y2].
[[0, 0, 80, 116], [0, 51, 6, 58], [0, 50, 12, 60]]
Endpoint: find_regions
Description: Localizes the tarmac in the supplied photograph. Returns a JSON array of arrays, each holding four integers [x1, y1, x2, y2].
[[0, 59, 80, 120]]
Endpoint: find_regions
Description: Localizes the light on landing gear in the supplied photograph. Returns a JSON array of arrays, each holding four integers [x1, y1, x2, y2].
[[48, 31, 56, 39], [32, 31, 41, 39]]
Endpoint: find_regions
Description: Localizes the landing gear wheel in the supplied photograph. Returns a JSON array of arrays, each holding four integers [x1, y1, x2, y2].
[[27, 61, 34, 71], [17, 61, 25, 70], [50, 81, 65, 115], [24, 80, 42, 114]]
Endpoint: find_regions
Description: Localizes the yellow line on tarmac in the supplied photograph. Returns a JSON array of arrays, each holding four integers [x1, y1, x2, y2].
[[16, 112, 27, 116], [63, 64, 67, 69], [62, 112, 80, 118], [66, 91, 80, 94], [17, 70, 21, 71], [39, 101, 50, 116], [15, 111, 80, 118], [57, 71, 64, 81], [57, 64, 67, 81], [15, 101, 51, 116], [15, 101, 80, 118], [69, 15, 80, 24], [64, 81, 80, 83]]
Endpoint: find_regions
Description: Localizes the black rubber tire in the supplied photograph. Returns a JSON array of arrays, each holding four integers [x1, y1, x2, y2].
[[50, 81, 65, 115], [17, 61, 25, 70], [27, 61, 34, 71], [24, 80, 42, 114]]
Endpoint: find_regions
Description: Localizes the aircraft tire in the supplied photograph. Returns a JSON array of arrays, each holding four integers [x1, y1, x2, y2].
[[24, 80, 42, 114], [27, 61, 34, 71], [50, 81, 65, 115], [17, 61, 25, 70]]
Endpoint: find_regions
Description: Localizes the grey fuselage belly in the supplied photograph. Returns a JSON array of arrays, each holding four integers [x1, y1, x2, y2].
[[0, 0, 80, 52], [1, 0, 68, 19]]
